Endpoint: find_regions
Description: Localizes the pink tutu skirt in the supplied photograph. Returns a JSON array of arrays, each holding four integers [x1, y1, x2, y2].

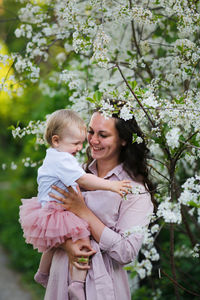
[[19, 197, 90, 252]]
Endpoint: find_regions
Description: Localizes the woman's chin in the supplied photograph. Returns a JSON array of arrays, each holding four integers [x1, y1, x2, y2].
[[91, 149, 104, 159]]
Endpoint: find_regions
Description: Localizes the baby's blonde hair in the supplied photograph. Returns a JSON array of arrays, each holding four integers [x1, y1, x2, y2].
[[44, 109, 86, 146]]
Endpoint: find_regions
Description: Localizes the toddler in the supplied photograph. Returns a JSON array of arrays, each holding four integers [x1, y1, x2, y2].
[[19, 109, 131, 299]]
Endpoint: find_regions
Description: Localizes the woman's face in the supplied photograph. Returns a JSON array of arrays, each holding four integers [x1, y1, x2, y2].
[[87, 112, 124, 163]]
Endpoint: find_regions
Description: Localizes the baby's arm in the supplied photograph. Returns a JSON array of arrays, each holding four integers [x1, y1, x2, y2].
[[77, 173, 131, 196]]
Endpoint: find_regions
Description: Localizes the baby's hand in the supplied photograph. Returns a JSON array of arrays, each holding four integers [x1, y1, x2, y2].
[[111, 180, 132, 197]]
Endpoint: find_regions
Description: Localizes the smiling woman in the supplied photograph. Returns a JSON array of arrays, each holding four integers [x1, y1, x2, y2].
[[87, 112, 125, 177], [40, 103, 154, 300]]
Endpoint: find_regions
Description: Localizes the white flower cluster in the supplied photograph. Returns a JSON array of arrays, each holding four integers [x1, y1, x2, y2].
[[91, 28, 111, 68], [12, 120, 45, 143], [15, 24, 33, 39], [143, 91, 159, 109], [1, 158, 41, 171], [22, 157, 38, 168], [131, 185, 143, 195], [174, 245, 193, 258], [131, 6, 156, 26], [157, 197, 182, 224], [56, 52, 67, 67], [159, 0, 200, 36], [14, 55, 40, 82], [120, 104, 133, 121], [59, 69, 86, 93], [73, 31, 92, 54], [99, 99, 115, 119], [18, 3, 47, 24], [140, 41, 150, 55], [125, 220, 160, 279], [2, 163, 7, 170], [178, 175, 200, 209], [134, 259, 153, 279], [0, 53, 11, 66], [113, 5, 156, 26], [124, 225, 147, 238], [11, 162, 17, 170], [137, 222, 160, 278], [166, 127, 181, 149], [191, 243, 200, 258], [2, 162, 17, 170]]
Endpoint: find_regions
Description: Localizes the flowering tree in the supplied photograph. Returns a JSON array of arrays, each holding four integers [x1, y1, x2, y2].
[[1, 0, 200, 298]]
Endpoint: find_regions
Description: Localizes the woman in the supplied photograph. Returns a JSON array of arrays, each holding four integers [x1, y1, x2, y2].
[[41, 102, 154, 300]]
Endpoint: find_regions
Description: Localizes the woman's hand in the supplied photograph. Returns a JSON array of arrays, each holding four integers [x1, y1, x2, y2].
[[49, 184, 106, 242], [49, 185, 89, 218], [62, 238, 96, 270]]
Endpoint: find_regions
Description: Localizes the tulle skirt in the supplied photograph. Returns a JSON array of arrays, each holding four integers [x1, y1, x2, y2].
[[19, 197, 90, 252]]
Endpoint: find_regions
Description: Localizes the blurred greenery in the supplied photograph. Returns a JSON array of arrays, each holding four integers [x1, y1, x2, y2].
[[0, 1, 72, 297]]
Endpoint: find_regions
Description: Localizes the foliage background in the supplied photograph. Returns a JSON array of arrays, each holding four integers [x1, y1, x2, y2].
[[0, 2, 69, 298]]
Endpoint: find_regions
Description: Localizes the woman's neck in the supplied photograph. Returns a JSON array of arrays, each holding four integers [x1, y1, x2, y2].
[[96, 159, 120, 178]]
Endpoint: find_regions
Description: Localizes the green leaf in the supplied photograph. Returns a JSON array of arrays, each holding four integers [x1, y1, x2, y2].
[[128, 80, 137, 90], [7, 125, 16, 130], [93, 91, 103, 103], [86, 97, 95, 103]]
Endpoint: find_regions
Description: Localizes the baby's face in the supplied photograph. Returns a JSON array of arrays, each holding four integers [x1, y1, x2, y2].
[[56, 127, 86, 156]]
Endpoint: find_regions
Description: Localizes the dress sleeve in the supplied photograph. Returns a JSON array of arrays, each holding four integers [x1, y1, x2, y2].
[[55, 153, 86, 186], [99, 184, 153, 265]]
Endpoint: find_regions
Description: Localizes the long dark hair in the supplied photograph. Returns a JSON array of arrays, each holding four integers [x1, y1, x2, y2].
[[85, 100, 155, 203]]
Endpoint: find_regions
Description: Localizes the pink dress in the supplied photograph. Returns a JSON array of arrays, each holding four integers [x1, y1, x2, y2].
[[43, 161, 154, 300], [19, 199, 90, 252]]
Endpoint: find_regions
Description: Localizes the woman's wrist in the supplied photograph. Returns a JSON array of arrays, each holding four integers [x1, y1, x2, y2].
[[79, 206, 93, 222]]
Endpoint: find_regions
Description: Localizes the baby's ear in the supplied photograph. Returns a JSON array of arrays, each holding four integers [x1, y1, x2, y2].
[[52, 135, 60, 147]]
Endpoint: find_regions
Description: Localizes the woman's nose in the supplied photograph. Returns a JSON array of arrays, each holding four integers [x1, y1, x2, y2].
[[90, 134, 100, 144]]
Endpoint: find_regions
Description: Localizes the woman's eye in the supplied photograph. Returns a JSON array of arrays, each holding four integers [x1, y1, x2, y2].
[[87, 130, 94, 134], [100, 134, 107, 138]]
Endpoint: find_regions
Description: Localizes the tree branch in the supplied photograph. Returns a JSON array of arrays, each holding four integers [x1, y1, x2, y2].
[[170, 224, 180, 300], [147, 163, 170, 182], [116, 63, 155, 127], [161, 269, 200, 297], [181, 206, 198, 247], [173, 130, 199, 164]]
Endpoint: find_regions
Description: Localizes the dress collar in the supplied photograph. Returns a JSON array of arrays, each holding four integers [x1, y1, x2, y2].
[[88, 160, 124, 179]]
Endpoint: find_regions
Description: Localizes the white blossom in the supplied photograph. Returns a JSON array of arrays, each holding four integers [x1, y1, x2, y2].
[[178, 175, 200, 207], [151, 224, 159, 234], [166, 128, 181, 149], [191, 244, 200, 258], [2, 163, 7, 170], [120, 105, 133, 121], [157, 198, 182, 224], [11, 162, 17, 170]]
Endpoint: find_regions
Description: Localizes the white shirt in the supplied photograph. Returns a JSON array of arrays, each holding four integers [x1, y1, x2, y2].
[[37, 148, 86, 206]]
